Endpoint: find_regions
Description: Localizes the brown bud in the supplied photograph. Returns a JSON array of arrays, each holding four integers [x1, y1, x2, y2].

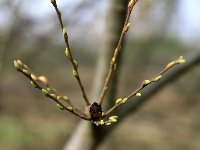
[[50, 0, 55, 4], [110, 57, 115, 67], [17, 60, 23, 65], [123, 23, 130, 32]]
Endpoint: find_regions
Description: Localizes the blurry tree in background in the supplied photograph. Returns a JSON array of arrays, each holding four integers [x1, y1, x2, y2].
[[0, 0, 200, 150]]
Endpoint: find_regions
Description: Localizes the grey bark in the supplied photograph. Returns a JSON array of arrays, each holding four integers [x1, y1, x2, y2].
[[63, 49, 200, 149], [62, 0, 200, 149], [63, 0, 129, 150], [118, 50, 200, 119]]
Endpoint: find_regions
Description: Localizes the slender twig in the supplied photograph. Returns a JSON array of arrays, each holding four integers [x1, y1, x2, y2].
[[102, 57, 185, 117], [14, 0, 186, 126], [14, 60, 90, 120], [98, 0, 139, 105], [61, 97, 86, 116], [51, 0, 90, 106], [23, 62, 86, 116]]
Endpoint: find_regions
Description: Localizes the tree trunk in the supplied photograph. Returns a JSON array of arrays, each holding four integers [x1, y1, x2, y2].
[[62, 0, 200, 149], [63, 0, 129, 149]]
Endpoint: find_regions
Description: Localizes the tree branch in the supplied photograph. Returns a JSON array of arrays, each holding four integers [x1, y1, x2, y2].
[[51, 0, 90, 106], [98, 0, 139, 105], [63, 50, 200, 150]]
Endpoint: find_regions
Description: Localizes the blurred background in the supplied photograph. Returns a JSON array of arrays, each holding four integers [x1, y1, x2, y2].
[[0, 0, 200, 150]]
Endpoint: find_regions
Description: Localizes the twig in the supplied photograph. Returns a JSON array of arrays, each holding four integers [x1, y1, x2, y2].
[[14, 0, 186, 126], [50, 0, 90, 106], [14, 60, 90, 120], [98, 0, 139, 105], [23, 61, 86, 116], [103, 56, 185, 117]]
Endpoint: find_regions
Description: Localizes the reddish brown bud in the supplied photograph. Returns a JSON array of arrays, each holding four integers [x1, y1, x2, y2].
[[31, 74, 38, 81], [123, 23, 130, 32], [110, 60, 114, 66], [17, 60, 23, 65], [38, 76, 48, 85], [50, 0, 55, 4], [110, 57, 115, 66], [123, 26, 128, 32]]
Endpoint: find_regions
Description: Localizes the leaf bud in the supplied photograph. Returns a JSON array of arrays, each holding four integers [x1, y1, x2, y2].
[[50, 94, 57, 99], [105, 122, 111, 126], [112, 116, 118, 119], [58, 9, 62, 16], [31, 81, 37, 88], [110, 57, 115, 66], [73, 70, 78, 78], [62, 28, 66, 35], [136, 93, 141, 97], [109, 116, 117, 123], [63, 96, 69, 101], [123, 23, 130, 32], [57, 103, 64, 110], [14, 60, 20, 70], [39, 76, 48, 84], [57, 96, 62, 100], [74, 60, 78, 68], [115, 98, 122, 104], [99, 120, 104, 125], [23, 69, 30, 75], [67, 106, 73, 111], [65, 48, 70, 58], [50, 0, 55, 4], [122, 98, 128, 104], [31, 74, 38, 81], [179, 56, 185, 64], [143, 80, 150, 85], [101, 112, 105, 117], [167, 61, 175, 68], [154, 75, 162, 82], [17, 60, 23, 65], [128, 0, 134, 8], [42, 89, 48, 95]]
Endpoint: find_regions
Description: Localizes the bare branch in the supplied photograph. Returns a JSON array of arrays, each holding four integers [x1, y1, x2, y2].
[[98, 0, 139, 105], [14, 60, 90, 120], [51, 0, 90, 106], [103, 56, 185, 117]]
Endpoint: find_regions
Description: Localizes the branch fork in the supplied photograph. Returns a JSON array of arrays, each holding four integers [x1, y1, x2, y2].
[[14, 0, 185, 126]]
